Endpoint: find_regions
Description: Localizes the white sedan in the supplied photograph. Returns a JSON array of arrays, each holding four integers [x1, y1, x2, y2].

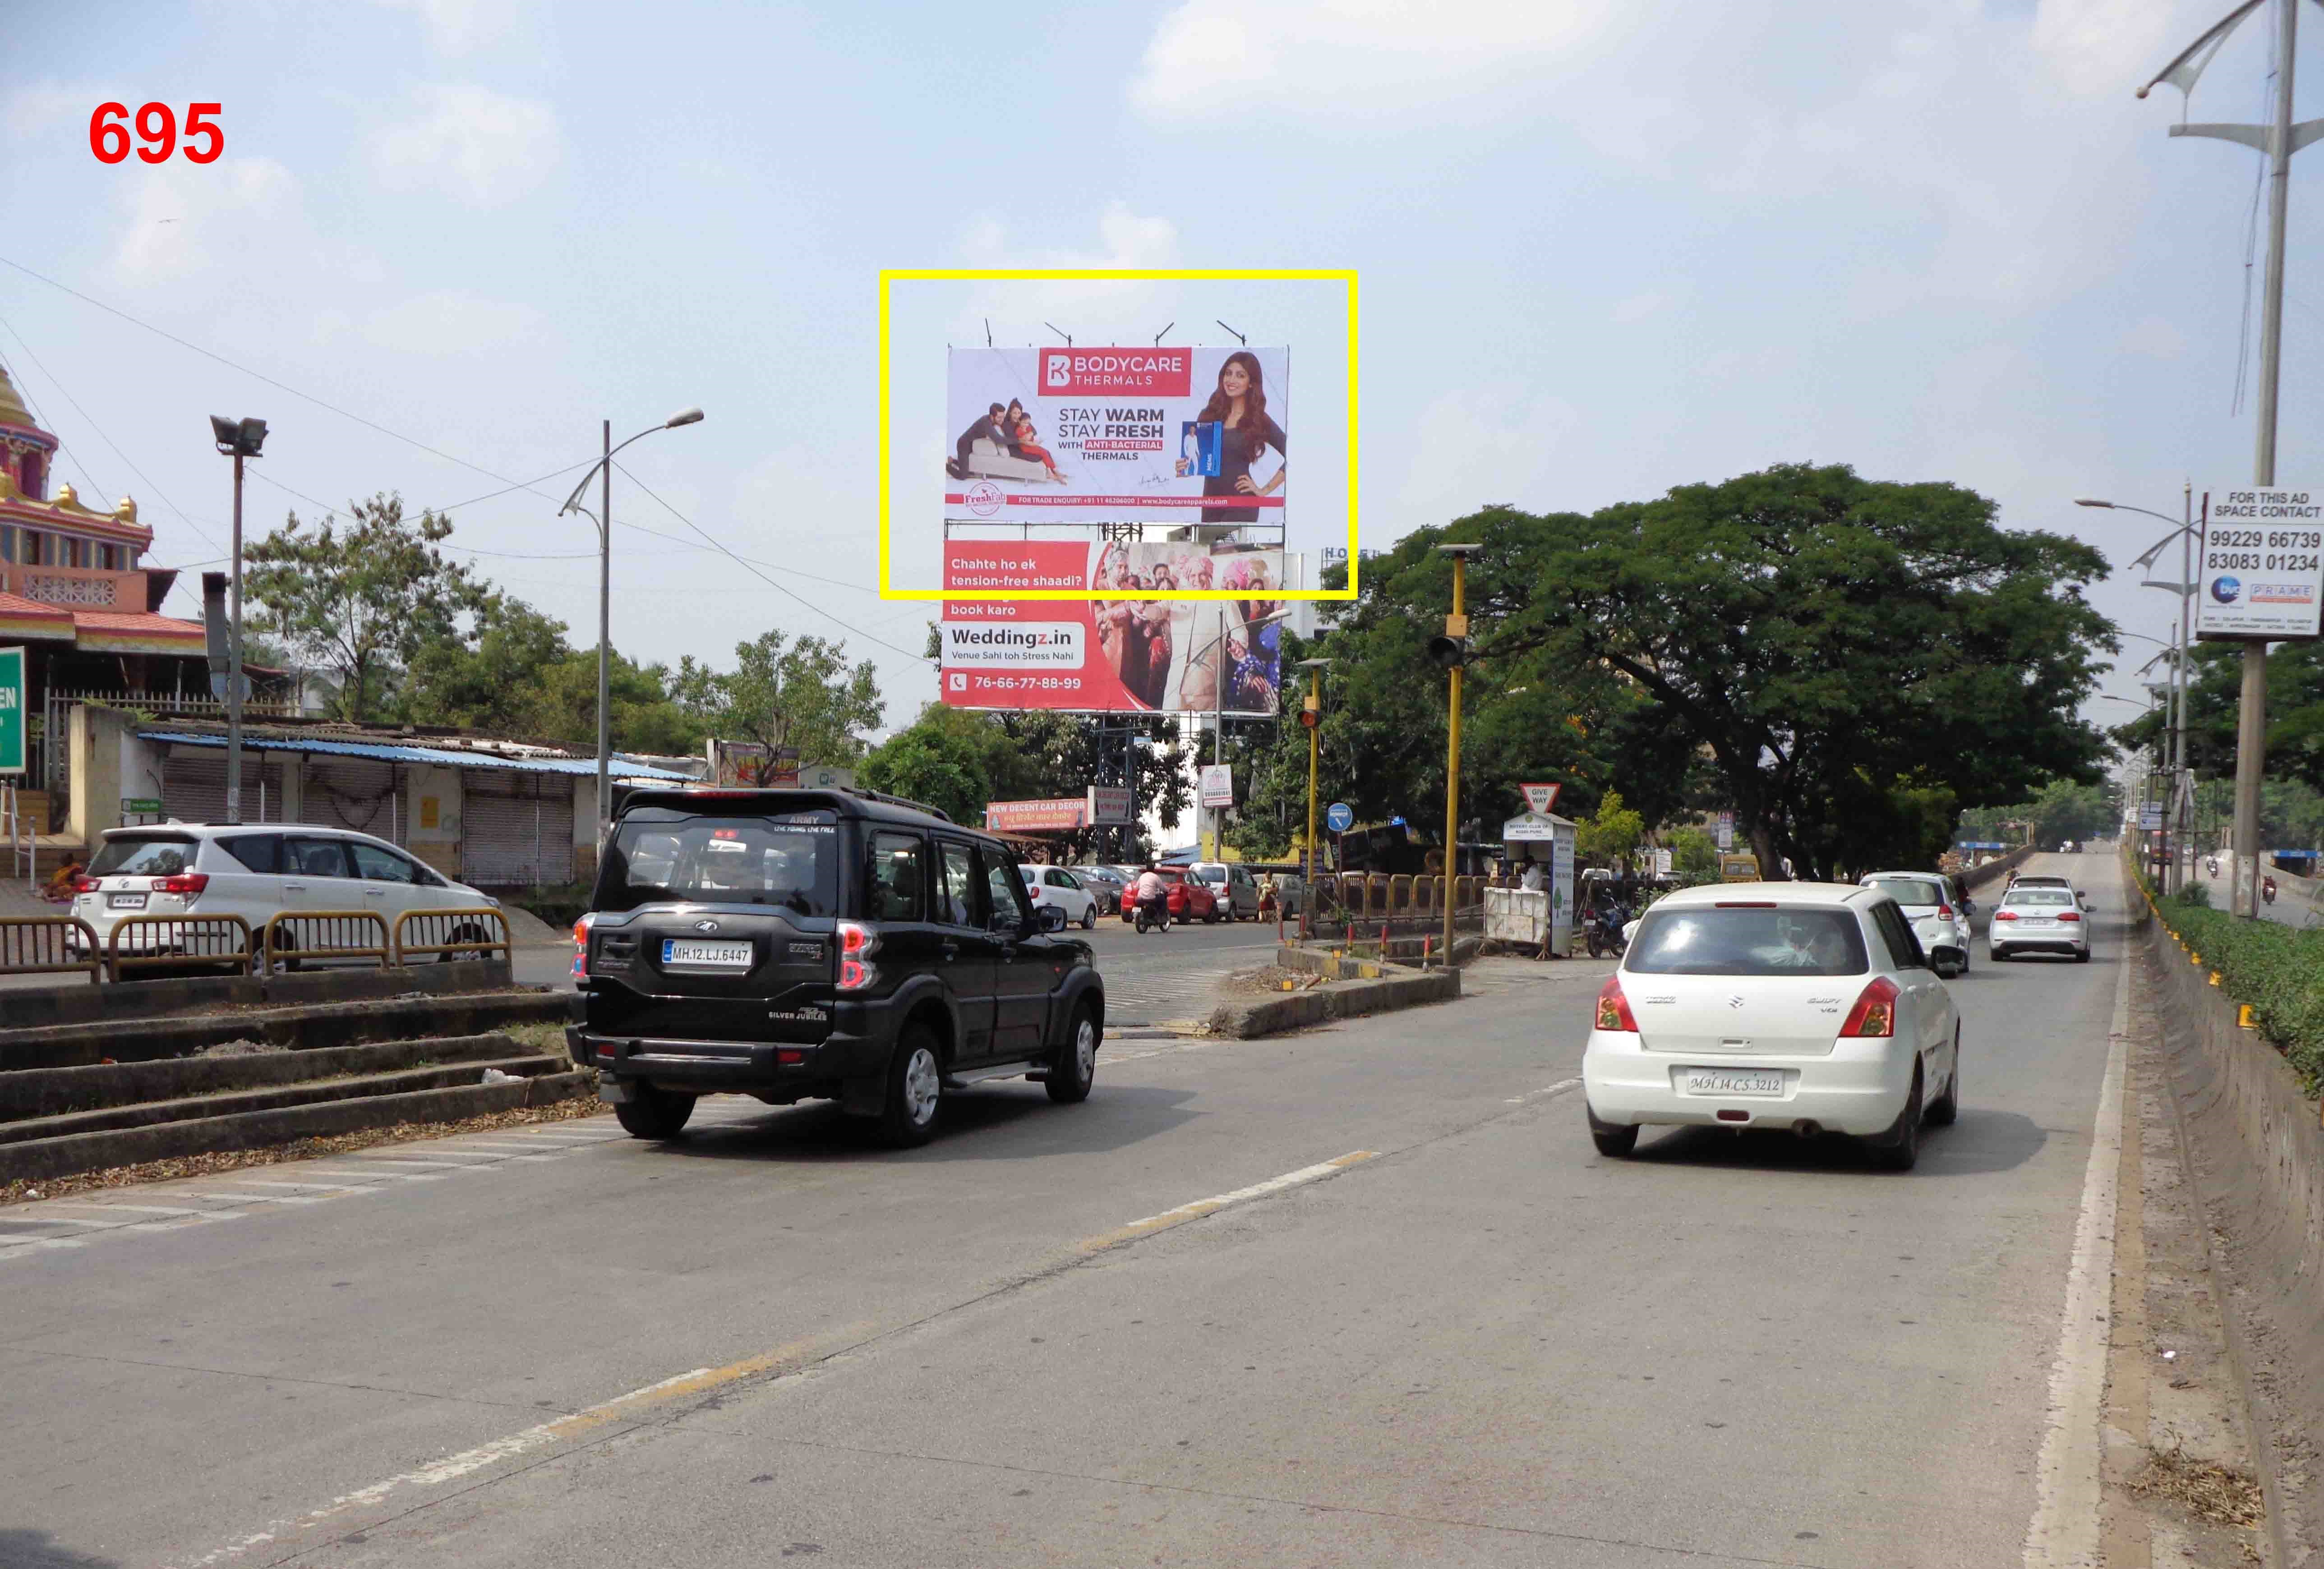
[[1988, 886, 2090, 962], [1019, 864, 1100, 929], [1583, 882, 1961, 1170]]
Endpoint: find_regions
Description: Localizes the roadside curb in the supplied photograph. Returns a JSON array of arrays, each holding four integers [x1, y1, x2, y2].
[[1204, 946, 1459, 1039]]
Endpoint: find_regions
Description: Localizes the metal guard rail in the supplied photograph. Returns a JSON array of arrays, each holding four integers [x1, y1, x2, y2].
[[391, 906, 512, 966], [260, 909, 392, 971], [106, 914, 257, 978], [0, 915, 103, 984]]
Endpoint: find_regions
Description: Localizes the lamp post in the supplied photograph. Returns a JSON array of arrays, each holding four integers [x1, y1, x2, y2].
[[2138, 1, 2319, 918], [1294, 657, 1331, 941], [1428, 544, 1483, 967], [208, 416, 268, 824], [559, 408, 704, 846], [2078, 490, 2197, 890]]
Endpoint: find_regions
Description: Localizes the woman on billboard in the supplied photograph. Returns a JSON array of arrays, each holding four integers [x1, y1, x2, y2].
[[1176, 351, 1285, 524]]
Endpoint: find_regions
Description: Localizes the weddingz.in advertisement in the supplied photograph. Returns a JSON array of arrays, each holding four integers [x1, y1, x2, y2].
[[944, 346, 1287, 525]]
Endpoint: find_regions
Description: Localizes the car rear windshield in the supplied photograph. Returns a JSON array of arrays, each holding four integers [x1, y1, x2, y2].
[[1866, 877, 1941, 906], [2008, 888, 2074, 906], [598, 809, 839, 916], [1625, 906, 1869, 976], [88, 835, 198, 877]]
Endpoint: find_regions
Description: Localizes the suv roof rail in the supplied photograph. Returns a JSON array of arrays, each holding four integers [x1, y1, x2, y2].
[[835, 786, 952, 823]]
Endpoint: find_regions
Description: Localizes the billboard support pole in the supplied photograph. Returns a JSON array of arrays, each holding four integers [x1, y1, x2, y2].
[[1442, 552, 1467, 969]]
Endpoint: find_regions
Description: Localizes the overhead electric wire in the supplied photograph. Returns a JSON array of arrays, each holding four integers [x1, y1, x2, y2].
[[611, 460, 934, 665]]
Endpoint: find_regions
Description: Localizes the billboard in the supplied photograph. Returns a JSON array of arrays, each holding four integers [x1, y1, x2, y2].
[[0, 647, 22, 776], [2195, 488, 2322, 640], [941, 539, 1285, 714], [945, 346, 1287, 525]]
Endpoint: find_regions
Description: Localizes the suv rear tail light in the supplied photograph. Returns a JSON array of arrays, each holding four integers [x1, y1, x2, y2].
[[1595, 975, 1638, 1032], [837, 920, 878, 991], [73, 876, 100, 894], [572, 914, 594, 981], [1838, 975, 1899, 1038], [153, 873, 208, 901]]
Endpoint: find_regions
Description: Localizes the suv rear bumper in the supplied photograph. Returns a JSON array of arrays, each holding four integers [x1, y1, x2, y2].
[[569, 1023, 893, 1098]]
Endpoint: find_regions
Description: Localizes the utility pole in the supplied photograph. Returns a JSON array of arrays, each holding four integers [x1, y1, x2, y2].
[[208, 417, 268, 824], [1429, 545, 1481, 967], [1294, 659, 1331, 941], [2143, 0, 2320, 917]]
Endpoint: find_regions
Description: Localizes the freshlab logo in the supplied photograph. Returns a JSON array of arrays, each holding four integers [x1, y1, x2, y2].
[[1036, 347, 1192, 397], [2212, 575, 2243, 605]]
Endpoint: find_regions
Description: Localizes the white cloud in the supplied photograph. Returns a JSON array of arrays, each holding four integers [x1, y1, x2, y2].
[[373, 83, 560, 206], [374, 0, 529, 56], [2119, 314, 2190, 359], [109, 158, 300, 286], [5, 81, 106, 138], [347, 289, 543, 354], [1390, 387, 1578, 529], [952, 202, 1183, 328]]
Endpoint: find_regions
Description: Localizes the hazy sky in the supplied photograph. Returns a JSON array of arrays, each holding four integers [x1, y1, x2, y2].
[[3, 0, 2317, 738]]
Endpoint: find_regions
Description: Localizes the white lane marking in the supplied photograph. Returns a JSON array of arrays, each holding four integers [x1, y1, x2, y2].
[[318, 1156, 491, 1170], [37, 1201, 237, 1218], [164, 1190, 341, 1206], [300, 1167, 451, 1183], [1081, 1151, 1380, 1253], [2020, 944, 2130, 1567], [0, 1215, 104, 1230], [221, 1180, 378, 1194], [433, 1141, 571, 1153], [1505, 1077, 1582, 1105]]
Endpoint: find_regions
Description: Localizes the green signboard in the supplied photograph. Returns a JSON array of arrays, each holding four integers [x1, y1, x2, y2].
[[0, 646, 23, 777]]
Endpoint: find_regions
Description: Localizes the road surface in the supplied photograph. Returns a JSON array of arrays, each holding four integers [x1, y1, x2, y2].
[[0, 856, 2126, 1566]]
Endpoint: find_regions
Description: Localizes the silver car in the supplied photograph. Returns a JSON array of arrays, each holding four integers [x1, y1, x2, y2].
[[1857, 871, 1973, 978], [1988, 886, 2090, 962]]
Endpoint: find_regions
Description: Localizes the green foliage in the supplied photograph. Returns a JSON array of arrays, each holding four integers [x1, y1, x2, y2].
[[2172, 881, 2212, 910], [2138, 863, 2324, 1094], [861, 705, 1191, 848], [1665, 826, 1720, 876], [1577, 790, 1646, 867], [400, 595, 702, 754], [244, 493, 491, 722], [672, 631, 884, 767], [1957, 779, 2119, 851], [2116, 640, 2324, 799]]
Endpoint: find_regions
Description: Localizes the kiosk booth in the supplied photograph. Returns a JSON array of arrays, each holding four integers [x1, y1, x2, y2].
[[1488, 810, 1577, 955]]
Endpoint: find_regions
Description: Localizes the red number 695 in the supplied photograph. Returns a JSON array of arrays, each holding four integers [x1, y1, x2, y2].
[[90, 102, 223, 165]]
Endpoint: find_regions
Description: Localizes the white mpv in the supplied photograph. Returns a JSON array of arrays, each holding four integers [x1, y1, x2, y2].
[[1583, 883, 1961, 1171], [69, 824, 498, 962]]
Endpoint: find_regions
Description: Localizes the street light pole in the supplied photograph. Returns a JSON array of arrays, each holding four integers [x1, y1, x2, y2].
[[208, 416, 268, 824], [1430, 544, 1482, 968], [1295, 658, 1331, 942], [559, 407, 704, 850]]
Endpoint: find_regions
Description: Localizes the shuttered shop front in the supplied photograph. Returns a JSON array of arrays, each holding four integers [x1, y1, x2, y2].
[[161, 751, 287, 824], [461, 771, 573, 885], [298, 759, 400, 839]]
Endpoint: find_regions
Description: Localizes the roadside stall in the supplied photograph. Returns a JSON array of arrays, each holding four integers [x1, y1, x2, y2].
[[1487, 810, 1577, 956]]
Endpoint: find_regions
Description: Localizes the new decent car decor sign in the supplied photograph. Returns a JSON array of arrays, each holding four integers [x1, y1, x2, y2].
[[2196, 488, 2323, 640], [940, 539, 1285, 715], [945, 346, 1287, 525]]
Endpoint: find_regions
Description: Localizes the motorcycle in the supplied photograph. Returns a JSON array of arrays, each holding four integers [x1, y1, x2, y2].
[[1584, 903, 1629, 959], [2263, 877, 2278, 906], [1134, 893, 1170, 934], [2207, 856, 2220, 877]]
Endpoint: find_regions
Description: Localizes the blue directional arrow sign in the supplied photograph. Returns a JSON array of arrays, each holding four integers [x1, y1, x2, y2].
[[1325, 802, 1354, 833]]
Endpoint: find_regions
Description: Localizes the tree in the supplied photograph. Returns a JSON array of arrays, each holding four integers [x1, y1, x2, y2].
[[400, 594, 706, 754], [861, 705, 1192, 851], [2116, 640, 2324, 800], [244, 493, 492, 721], [672, 631, 884, 767], [1448, 464, 2115, 879], [1576, 789, 1646, 868], [858, 713, 995, 826], [1665, 825, 1719, 876]]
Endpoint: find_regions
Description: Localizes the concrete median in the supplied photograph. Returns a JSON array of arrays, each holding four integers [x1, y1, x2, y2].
[[1205, 946, 1461, 1039]]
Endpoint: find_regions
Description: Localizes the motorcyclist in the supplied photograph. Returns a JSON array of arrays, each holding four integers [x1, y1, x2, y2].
[[2263, 874, 2278, 905], [2207, 855, 2220, 877], [1135, 865, 1170, 929]]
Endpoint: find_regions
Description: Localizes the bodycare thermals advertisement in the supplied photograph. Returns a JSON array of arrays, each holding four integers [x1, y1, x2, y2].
[[940, 539, 1286, 715], [944, 346, 1288, 525]]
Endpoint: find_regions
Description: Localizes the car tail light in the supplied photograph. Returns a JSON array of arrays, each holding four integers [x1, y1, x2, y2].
[[153, 873, 208, 901], [1936, 904, 1954, 920], [73, 876, 100, 894], [837, 920, 878, 990], [1838, 975, 1899, 1038], [776, 1049, 806, 1066], [1993, 910, 2019, 921], [1595, 975, 1638, 1032], [2058, 911, 2081, 923], [572, 914, 594, 980]]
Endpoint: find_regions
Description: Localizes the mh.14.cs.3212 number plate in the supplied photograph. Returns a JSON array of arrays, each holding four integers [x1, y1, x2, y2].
[[1682, 1067, 1784, 1097], [662, 939, 753, 969]]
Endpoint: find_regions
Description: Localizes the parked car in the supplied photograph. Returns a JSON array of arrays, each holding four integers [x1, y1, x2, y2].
[[1187, 860, 1263, 920], [1074, 865, 1128, 915], [1021, 864, 1100, 929], [1988, 885, 2090, 963], [1583, 881, 1962, 1170], [1857, 871, 1972, 978], [68, 824, 499, 964], [1116, 866, 1219, 925], [571, 787, 1106, 1146]]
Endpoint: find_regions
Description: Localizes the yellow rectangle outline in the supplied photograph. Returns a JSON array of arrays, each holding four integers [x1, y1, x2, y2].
[[877, 267, 1357, 602]]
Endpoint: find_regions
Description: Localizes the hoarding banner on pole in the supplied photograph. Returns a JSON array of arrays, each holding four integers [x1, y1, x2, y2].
[[1086, 786, 1134, 825], [945, 347, 1288, 525], [986, 797, 1090, 833], [941, 539, 1286, 715], [2195, 488, 2322, 639], [0, 647, 23, 775], [1199, 764, 1235, 809]]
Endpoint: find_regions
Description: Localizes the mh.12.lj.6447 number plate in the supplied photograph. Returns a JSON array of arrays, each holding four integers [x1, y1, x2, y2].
[[1683, 1067, 1784, 1097], [662, 939, 752, 969]]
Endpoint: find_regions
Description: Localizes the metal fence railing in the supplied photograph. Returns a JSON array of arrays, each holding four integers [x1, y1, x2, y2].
[[391, 907, 512, 966], [260, 910, 392, 971], [0, 916, 102, 984], [105, 914, 257, 979]]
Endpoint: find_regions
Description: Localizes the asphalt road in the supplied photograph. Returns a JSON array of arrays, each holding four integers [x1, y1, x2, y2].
[[0, 855, 2125, 1568]]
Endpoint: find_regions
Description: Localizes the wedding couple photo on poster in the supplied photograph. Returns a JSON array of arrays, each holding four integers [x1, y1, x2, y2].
[[938, 538, 1284, 716], [942, 345, 1287, 526]]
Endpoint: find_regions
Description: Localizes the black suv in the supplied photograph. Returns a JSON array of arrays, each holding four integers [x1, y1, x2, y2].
[[568, 788, 1106, 1146]]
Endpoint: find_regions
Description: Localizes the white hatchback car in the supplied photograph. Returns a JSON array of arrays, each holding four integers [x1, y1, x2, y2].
[[69, 824, 498, 962], [1988, 885, 2090, 962], [1019, 864, 1100, 929], [1857, 871, 1972, 978], [1583, 883, 1962, 1170]]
